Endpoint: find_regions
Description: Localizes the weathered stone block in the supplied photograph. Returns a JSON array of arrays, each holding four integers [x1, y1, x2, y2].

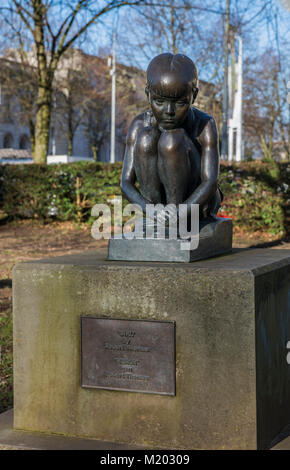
[[13, 249, 290, 449]]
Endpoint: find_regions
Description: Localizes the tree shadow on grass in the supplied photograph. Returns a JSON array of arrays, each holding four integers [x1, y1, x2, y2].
[[247, 235, 290, 249]]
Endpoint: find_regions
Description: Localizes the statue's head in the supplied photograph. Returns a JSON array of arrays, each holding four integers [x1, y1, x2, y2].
[[145, 53, 198, 130]]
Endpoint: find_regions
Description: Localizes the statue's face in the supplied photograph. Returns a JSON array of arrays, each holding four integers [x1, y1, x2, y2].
[[149, 85, 193, 130]]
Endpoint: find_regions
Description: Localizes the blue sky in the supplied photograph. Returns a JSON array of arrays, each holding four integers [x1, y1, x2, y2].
[[1, 1, 289, 82]]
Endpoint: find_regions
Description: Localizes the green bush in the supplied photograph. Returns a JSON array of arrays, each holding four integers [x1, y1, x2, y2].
[[219, 161, 289, 236], [0, 161, 123, 224], [0, 160, 289, 236]]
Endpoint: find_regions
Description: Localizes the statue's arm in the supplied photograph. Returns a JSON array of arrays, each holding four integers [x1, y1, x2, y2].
[[120, 117, 151, 212], [183, 117, 219, 211]]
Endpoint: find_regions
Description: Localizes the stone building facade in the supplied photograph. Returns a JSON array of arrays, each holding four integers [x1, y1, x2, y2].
[[0, 50, 220, 164]]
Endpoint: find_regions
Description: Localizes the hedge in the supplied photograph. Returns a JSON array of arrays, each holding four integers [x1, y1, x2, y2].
[[0, 162, 122, 224], [219, 161, 289, 236], [0, 160, 289, 236]]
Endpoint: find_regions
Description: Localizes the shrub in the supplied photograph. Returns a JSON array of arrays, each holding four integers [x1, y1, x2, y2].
[[0, 160, 289, 236], [219, 161, 289, 236], [0, 162, 123, 224]]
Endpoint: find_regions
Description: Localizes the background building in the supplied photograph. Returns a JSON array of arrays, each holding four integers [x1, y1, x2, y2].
[[0, 49, 220, 164]]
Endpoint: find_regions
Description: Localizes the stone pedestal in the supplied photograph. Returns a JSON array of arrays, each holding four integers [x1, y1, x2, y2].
[[13, 249, 290, 450], [108, 217, 232, 262]]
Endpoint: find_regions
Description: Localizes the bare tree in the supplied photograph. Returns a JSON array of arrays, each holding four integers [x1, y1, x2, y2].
[[81, 56, 112, 161], [117, 0, 289, 161], [0, 0, 143, 163], [118, 0, 224, 75], [82, 55, 147, 161], [53, 50, 94, 156], [243, 49, 289, 160], [1, 0, 288, 163]]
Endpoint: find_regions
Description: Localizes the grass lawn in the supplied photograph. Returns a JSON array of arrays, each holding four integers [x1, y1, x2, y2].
[[0, 220, 289, 414]]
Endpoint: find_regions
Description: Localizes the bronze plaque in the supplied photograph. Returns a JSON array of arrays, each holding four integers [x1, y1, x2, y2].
[[81, 317, 175, 395]]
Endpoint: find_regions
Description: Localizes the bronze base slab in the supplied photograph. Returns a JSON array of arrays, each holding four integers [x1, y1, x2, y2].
[[108, 217, 232, 262]]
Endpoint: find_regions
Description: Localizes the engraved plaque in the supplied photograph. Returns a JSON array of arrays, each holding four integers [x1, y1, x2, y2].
[[81, 317, 175, 395]]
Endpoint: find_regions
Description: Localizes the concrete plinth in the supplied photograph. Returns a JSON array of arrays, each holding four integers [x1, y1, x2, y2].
[[0, 410, 143, 450], [13, 249, 290, 450]]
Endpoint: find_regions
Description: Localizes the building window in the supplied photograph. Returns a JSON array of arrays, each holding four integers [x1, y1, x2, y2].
[[3, 133, 14, 148], [19, 134, 30, 150]]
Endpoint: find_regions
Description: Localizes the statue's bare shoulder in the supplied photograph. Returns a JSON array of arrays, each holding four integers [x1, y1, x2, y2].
[[190, 107, 218, 149], [126, 112, 149, 146]]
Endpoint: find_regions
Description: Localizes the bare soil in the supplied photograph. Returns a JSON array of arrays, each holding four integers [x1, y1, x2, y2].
[[0, 219, 289, 301], [0, 220, 107, 413]]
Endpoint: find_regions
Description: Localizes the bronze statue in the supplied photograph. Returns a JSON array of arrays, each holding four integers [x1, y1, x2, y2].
[[121, 52, 222, 223], [108, 52, 231, 262]]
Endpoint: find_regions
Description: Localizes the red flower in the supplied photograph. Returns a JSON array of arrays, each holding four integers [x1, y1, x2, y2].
[[217, 212, 233, 219]]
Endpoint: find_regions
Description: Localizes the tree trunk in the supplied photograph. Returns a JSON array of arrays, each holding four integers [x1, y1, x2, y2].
[[92, 144, 98, 161], [68, 139, 73, 157], [34, 83, 52, 164], [68, 104, 73, 157], [32, 1, 54, 164], [221, 0, 231, 161], [29, 119, 35, 159], [260, 135, 273, 160], [68, 129, 73, 157], [170, 2, 177, 54], [275, 77, 290, 160]]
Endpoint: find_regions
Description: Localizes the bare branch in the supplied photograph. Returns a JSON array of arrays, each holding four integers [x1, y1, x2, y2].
[[9, 1, 34, 35], [56, 1, 144, 61]]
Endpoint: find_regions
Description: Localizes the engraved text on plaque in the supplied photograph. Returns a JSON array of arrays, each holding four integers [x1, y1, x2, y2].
[[81, 317, 175, 395]]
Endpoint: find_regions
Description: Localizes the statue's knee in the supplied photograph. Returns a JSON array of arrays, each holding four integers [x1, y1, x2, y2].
[[136, 127, 159, 155], [158, 128, 187, 155]]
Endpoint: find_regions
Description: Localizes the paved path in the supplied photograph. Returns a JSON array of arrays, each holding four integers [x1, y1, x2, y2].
[[0, 409, 290, 450]]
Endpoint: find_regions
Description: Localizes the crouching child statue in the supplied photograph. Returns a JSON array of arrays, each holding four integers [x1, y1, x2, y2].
[[108, 53, 232, 262]]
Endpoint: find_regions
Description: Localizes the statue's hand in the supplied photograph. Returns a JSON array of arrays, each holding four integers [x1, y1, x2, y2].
[[155, 205, 178, 227]]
